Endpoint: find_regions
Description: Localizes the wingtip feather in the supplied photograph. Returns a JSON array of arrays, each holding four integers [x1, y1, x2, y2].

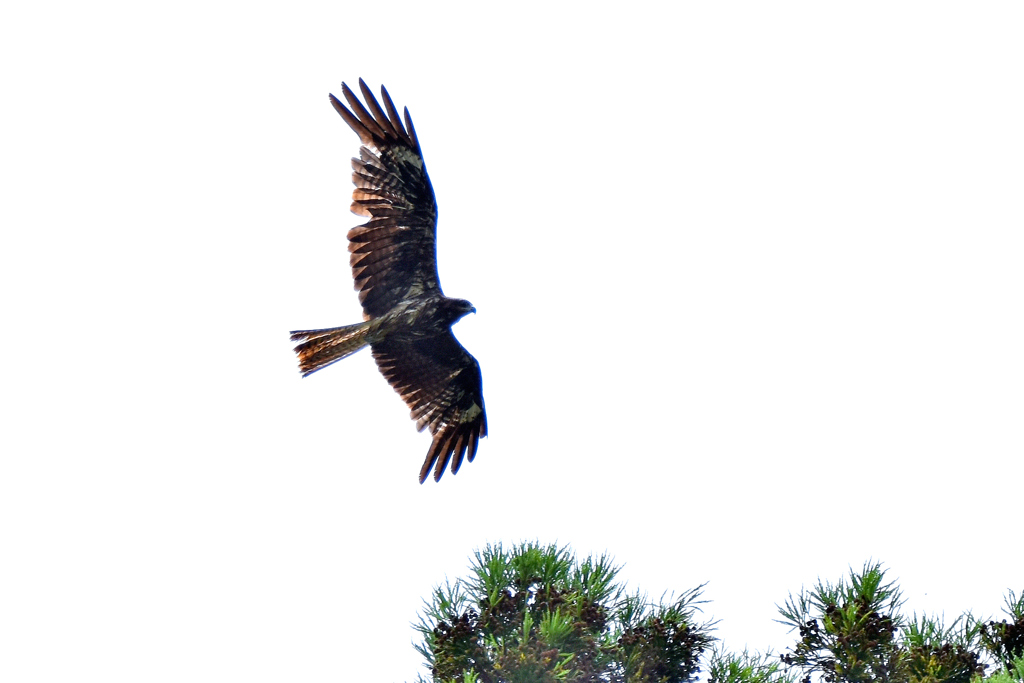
[[449, 431, 470, 476], [342, 82, 387, 140], [403, 107, 420, 150], [380, 86, 409, 142], [419, 433, 444, 484], [357, 79, 400, 139], [330, 92, 374, 145]]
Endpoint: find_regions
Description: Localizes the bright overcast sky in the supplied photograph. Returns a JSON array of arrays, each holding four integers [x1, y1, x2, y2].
[[2, 2, 1023, 682]]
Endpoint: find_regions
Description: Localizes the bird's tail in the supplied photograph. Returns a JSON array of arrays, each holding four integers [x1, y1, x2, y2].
[[290, 321, 377, 377]]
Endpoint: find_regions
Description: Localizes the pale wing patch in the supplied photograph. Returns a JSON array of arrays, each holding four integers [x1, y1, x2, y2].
[[460, 401, 483, 423]]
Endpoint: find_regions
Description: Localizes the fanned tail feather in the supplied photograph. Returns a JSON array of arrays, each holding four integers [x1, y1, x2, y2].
[[290, 322, 375, 377]]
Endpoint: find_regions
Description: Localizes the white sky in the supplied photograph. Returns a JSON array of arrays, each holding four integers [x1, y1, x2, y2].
[[2, 2, 1022, 681]]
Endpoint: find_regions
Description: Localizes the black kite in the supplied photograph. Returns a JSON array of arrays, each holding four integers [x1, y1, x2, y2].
[[290, 80, 487, 483]]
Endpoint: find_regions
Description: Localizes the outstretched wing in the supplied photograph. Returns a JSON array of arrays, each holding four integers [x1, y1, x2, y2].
[[330, 79, 441, 319], [371, 334, 487, 483]]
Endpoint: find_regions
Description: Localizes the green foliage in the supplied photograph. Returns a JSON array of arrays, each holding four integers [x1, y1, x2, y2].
[[775, 562, 1024, 683], [708, 646, 798, 683], [982, 656, 1024, 683], [980, 590, 1024, 678], [778, 561, 905, 683], [901, 613, 984, 683], [408, 546, 1021, 683], [413, 541, 715, 683], [616, 586, 715, 683]]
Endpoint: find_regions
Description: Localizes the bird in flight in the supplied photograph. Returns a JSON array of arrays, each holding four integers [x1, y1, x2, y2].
[[290, 79, 487, 483]]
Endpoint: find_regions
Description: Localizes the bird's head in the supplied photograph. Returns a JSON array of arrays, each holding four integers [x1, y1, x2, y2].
[[446, 297, 476, 323]]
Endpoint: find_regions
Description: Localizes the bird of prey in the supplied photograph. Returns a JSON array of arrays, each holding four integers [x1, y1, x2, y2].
[[290, 79, 487, 483]]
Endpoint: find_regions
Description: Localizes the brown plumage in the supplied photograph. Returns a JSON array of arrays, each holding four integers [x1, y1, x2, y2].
[[290, 79, 487, 484]]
